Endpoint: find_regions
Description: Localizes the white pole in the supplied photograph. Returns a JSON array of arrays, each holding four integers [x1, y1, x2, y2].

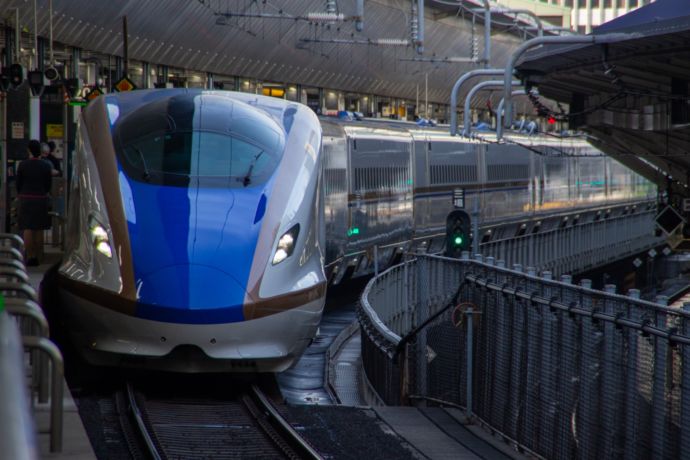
[[33, 0, 37, 69], [416, 84, 419, 117], [15, 9, 20, 63], [29, 97, 40, 140], [425, 73, 428, 118], [49, 0, 54, 65]]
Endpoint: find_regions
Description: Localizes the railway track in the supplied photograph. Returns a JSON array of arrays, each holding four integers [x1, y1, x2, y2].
[[122, 382, 322, 460]]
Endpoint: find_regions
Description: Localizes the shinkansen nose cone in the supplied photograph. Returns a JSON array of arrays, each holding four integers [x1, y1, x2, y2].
[[110, 91, 286, 324], [136, 263, 249, 324]]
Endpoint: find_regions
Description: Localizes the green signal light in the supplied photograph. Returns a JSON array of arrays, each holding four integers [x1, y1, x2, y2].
[[347, 227, 360, 237], [453, 235, 464, 246]]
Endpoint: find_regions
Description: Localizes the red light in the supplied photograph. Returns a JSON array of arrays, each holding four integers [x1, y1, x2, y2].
[[547, 116, 556, 125]]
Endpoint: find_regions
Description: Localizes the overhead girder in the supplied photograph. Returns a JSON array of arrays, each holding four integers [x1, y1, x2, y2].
[[555, 72, 620, 94], [586, 133, 667, 188], [592, 127, 690, 189], [574, 68, 671, 94], [614, 63, 689, 85], [11, 0, 530, 105]]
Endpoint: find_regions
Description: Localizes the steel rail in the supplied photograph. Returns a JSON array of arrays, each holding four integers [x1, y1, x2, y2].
[[125, 382, 162, 460], [249, 384, 323, 460]]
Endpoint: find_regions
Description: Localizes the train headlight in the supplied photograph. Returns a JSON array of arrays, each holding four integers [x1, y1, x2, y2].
[[272, 224, 300, 265], [88, 216, 113, 259]]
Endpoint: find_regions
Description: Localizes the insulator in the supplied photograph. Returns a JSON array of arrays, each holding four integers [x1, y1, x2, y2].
[[374, 38, 410, 46], [307, 12, 344, 22], [326, 0, 337, 14], [410, 2, 418, 42], [470, 36, 479, 60]]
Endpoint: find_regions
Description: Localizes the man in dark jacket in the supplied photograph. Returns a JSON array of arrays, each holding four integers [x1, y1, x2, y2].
[[17, 140, 53, 266]]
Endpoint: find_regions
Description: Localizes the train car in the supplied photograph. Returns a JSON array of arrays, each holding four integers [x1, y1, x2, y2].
[[57, 89, 325, 372], [55, 89, 653, 372], [320, 118, 654, 283]]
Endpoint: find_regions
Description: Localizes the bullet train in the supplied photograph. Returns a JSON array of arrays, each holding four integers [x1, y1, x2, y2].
[[58, 89, 325, 372], [56, 89, 653, 372]]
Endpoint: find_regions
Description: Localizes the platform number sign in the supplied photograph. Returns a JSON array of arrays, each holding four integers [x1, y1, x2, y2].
[[453, 188, 465, 209]]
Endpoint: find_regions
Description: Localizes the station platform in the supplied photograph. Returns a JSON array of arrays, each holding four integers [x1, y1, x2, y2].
[[26, 252, 95, 460]]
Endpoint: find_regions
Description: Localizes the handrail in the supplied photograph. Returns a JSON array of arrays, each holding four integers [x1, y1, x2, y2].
[[6, 299, 52, 403], [0, 311, 39, 460], [23, 335, 64, 453], [362, 252, 690, 349], [0, 245, 25, 260], [0, 266, 30, 283], [0, 281, 39, 301], [0, 233, 25, 251], [360, 264, 407, 344], [0, 257, 26, 271], [5, 297, 50, 403], [5, 301, 49, 337]]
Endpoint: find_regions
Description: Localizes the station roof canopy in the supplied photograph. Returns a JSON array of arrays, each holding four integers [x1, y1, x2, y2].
[[0, 0, 563, 106], [515, 0, 690, 191]]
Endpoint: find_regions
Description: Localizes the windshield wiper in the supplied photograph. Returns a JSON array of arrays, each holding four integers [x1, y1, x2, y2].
[[243, 151, 264, 187], [133, 146, 151, 181]]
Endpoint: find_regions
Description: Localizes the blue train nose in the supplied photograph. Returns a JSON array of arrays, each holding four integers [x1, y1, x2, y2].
[[136, 264, 249, 323]]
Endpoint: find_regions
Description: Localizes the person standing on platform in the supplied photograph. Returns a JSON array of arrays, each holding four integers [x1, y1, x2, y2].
[[41, 141, 61, 176], [17, 140, 53, 266]]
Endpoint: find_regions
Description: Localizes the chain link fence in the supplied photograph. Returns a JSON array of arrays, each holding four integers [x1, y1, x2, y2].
[[359, 254, 690, 459]]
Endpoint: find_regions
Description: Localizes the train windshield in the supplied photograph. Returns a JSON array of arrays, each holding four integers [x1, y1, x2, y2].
[[114, 93, 285, 187]]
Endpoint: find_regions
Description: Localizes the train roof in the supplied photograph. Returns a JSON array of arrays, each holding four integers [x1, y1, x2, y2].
[[319, 115, 601, 156]]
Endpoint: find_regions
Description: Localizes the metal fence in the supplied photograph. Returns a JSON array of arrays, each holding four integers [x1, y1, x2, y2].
[[0, 309, 39, 460], [0, 234, 65, 454], [478, 201, 661, 277], [360, 254, 690, 459]]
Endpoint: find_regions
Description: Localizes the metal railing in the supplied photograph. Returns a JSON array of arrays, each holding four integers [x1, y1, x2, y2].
[[0, 310, 39, 460], [478, 201, 661, 277], [0, 233, 64, 453], [360, 254, 690, 459]]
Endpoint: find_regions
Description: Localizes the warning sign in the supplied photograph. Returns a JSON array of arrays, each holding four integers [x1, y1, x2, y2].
[[46, 124, 64, 139], [11, 122, 24, 139], [114, 77, 137, 92]]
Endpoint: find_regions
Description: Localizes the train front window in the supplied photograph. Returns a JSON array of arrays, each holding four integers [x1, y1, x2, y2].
[[121, 131, 273, 186], [114, 93, 285, 187]]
